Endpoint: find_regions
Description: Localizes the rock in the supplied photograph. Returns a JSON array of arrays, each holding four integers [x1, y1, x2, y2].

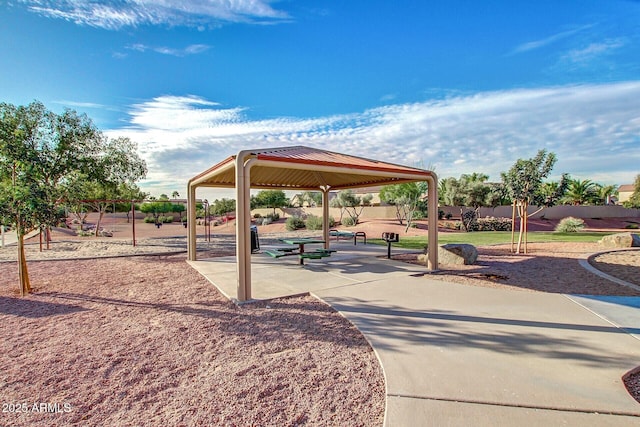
[[598, 232, 640, 248], [418, 243, 478, 265]]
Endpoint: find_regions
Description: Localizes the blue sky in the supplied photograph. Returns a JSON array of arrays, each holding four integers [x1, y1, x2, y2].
[[2, 0, 640, 197]]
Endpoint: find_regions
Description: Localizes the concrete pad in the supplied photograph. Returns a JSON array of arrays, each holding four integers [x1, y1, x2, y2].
[[188, 243, 424, 301], [314, 276, 640, 421], [386, 395, 640, 427], [567, 295, 640, 340]]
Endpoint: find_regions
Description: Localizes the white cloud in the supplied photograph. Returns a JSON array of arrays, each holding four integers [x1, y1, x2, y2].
[[561, 38, 626, 65], [512, 24, 594, 54], [106, 82, 640, 196], [126, 43, 211, 56], [18, 0, 288, 30]]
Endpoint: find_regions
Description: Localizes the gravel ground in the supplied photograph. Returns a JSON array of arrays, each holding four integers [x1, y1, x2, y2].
[[0, 255, 385, 426], [2, 223, 639, 417]]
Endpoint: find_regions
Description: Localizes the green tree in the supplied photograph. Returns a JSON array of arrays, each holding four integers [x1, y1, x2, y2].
[[63, 136, 147, 235], [379, 182, 426, 231], [171, 190, 180, 199], [534, 176, 569, 207], [624, 175, 640, 208], [501, 149, 558, 254], [563, 179, 597, 205], [0, 101, 105, 295], [330, 190, 372, 225], [140, 200, 173, 222], [211, 198, 236, 216], [253, 190, 289, 215]]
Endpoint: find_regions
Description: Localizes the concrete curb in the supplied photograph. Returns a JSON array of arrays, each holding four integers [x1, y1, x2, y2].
[[579, 248, 640, 292]]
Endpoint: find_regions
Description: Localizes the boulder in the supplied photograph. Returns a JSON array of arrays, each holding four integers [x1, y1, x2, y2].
[[598, 232, 640, 248], [419, 243, 478, 265]]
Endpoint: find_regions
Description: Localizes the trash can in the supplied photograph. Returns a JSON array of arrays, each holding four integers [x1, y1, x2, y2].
[[250, 225, 260, 253]]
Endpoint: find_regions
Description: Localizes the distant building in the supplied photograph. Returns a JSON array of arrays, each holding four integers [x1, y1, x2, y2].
[[618, 184, 635, 204]]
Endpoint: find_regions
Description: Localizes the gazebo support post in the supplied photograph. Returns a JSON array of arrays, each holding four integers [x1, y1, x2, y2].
[[321, 187, 330, 249], [426, 174, 439, 270], [187, 183, 197, 261]]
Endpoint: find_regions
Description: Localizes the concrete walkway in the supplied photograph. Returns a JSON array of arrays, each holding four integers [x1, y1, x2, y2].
[[190, 244, 640, 426]]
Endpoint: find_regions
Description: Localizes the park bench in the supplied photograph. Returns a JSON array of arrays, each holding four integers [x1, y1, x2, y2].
[[264, 250, 292, 258], [329, 229, 367, 245]]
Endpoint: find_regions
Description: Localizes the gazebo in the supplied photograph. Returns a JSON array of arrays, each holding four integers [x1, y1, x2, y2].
[[187, 146, 438, 302]]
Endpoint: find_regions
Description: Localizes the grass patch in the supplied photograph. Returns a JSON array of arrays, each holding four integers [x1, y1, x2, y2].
[[369, 231, 608, 250]]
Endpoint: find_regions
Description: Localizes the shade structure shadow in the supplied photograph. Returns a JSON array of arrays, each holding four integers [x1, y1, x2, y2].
[[188, 242, 426, 301], [0, 295, 87, 318]]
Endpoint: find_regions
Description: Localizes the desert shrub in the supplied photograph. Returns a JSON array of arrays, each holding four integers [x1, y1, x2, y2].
[[555, 217, 585, 233], [266, 212, 280, 221], [445, 212, 453, 220], [476, 217, 512, 231], [625, 223, 640, 229], [261, 216, 273, 226], [305, 215, 323, 230], [341, 217, 356, 227], [438, 209, 445, 220], [285, 216, 306, 231], [143, 216, 155, 223], [253, 213, 262, 219], [164, 216, 174, 223], [441, 221, 461, 230]]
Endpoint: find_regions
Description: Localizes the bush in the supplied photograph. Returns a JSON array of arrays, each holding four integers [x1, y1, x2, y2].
[[285, 216, 306, 231], [253, 213, 262, 219], [341, 217, 356, 227], [305, 215, 323, 230], [555, 217, 585, 233], [261, 217, 273, 226], [266, 212, 280, 221], [625, 223, 640, 229], [143, 216, 155, 223], [476, 217, 512, 231]]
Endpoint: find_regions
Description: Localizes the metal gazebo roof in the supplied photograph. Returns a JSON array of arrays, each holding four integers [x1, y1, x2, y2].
[[187, 146, 438, 302], [189, 146, 434, 190]]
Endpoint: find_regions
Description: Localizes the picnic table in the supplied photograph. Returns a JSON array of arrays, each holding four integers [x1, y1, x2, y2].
[[279, 238, 327, 265]]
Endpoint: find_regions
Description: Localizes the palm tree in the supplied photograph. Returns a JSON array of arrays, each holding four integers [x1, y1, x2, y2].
[[171, 190, 180, 199], [563, 179, 596, 205], [593, 184, 618, 205]]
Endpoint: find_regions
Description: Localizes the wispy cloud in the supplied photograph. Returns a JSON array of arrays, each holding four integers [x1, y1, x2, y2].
[[106, 82, 640, 195], [126, 43, 211, 57], [53, 100, 105, 109], [18, 0, 289, 30], [560, 38, 626, 65], [512, 24, 593, 54]]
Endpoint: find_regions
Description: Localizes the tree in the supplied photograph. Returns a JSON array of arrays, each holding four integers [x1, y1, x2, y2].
[[330, 190, 372, 225], [171, 190, 180, 199], [379, 182, 426, 231], [0, 101, 105, 295], [253, 190, 289, 215], [624, 175, 640, 208], [140, 200, 173, 222], [63, 136, 147, 235], [501, 149, 558, 254], [563, 179, 597, 205], [534, 176, 569, 207], [211, 198, 236, 216]]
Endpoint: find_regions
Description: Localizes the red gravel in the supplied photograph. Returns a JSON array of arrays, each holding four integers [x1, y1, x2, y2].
[[0, 255, 384, 426]]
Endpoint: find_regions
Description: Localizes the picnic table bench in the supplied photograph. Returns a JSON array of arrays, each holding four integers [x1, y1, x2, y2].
[[329, 229, 367, 245]]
